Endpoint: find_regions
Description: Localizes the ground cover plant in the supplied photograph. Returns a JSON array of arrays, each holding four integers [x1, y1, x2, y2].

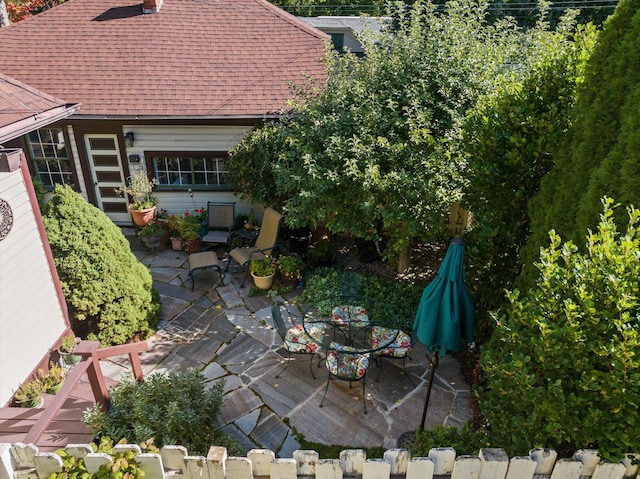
[[43, 185, 160, 346], [84, 369, 242, 456], [298, 267, 422, 332], [478, 199, 640, 460]]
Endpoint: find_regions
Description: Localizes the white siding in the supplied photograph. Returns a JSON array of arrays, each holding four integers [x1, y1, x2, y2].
[[0, 168, 67, 406], [120, 125, 258, 217]]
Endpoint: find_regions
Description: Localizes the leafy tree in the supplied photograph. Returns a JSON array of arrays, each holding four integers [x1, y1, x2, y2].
[[460, 15, 596, 340], [43, 185, 160, 346], [230, 0, 570, 272], [521, 0, 640, 284], [84, 369, 243, 457], [478, 198, 640, 460], [3, 0, 65, 23]]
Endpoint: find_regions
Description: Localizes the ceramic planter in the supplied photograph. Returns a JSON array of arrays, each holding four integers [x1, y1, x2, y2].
[[58, 348, 81, 366], [251, 272, 275, 290], [45, 382, 64, 395], [21, 396, 44, 408], [129, 205, 156, 227], [170, 236, 183, 251]]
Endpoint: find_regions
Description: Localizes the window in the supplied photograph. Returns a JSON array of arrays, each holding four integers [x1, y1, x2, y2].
[[330, 33, 345, 52], [151, 152, 229, 189], [27, 128, 74, 189]]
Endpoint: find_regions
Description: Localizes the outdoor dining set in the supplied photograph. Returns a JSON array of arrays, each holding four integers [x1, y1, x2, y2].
[[272, 299, 414, 414]]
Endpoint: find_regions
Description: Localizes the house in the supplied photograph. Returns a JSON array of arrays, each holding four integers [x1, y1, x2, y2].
[[0, 0, 328, 224], [299, 16, 390, 56], [0, 73, 78, 406]]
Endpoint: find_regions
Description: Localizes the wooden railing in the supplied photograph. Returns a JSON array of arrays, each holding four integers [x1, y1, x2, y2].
[[20, 340, 148, 446]]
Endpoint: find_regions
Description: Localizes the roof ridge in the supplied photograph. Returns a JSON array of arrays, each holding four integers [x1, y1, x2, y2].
[[248, 0, 330, 40]]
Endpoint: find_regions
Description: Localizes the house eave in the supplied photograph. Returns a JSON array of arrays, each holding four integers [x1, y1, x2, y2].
[[68, 113, 285, 121], [0, 103, 81, 144]]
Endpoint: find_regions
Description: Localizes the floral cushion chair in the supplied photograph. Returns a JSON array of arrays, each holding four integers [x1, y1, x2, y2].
[[331, 305, 369, 325], [272, 302, 326, 379], [320, 342, 371, 414], [371, 326, 415, 385]]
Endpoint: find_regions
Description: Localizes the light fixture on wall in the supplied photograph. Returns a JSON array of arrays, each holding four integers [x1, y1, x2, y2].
[[124, 132, 135, 148]]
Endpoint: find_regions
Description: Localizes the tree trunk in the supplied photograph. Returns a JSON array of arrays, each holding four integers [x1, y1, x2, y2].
[[397, 243, 411, 273], [0, 0, 10, 27]]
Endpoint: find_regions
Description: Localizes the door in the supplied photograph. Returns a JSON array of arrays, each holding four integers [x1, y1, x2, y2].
[[84, 134, 131, 224]]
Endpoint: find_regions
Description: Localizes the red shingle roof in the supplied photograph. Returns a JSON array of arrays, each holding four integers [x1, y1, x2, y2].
[[0, 0, 328, 118], [0, 72, 80, 143]]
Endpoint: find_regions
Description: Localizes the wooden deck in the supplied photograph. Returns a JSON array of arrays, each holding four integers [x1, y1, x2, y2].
[[0, 373, 117, 452]]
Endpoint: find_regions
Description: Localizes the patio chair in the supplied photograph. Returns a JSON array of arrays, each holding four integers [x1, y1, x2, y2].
[[371, 327, 416, 385], [272, 302, 326, 379], [201, 201, 235, 247], [188, 251, 225, 291], [320, 342, 370, 414], [226, 207, 283, 286]]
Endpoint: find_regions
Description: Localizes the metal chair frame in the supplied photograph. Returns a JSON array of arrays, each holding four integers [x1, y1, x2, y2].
[[272, 302, 321, 380]]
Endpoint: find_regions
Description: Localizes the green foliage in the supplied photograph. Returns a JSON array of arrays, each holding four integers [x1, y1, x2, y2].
[[83, 369, 242, 457], [230, 0, 571, 269], [43, 185, 160, 346], [523, 0, 640, 284], [31, 175, 46, 210], [60, 334, 78, 353], [49, 437, 158, 479], [461, 19, 596, 341], [14, 377, 44, 405], [478, 198, 640, 460], [277, 254, 304, 280], [250, 258, 276, 276], [410, 423, 489, 456], [115, 170, 157, 210], [298, 267, 422, 332]]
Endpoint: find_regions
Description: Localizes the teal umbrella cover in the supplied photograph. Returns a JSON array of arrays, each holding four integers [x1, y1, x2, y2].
[[413, 237, 474, 357]]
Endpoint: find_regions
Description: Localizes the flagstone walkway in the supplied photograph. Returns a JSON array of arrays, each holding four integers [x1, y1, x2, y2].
[[101, 230, 474, 457]]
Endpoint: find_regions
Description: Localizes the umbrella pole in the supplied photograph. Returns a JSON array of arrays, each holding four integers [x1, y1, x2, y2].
[[419, 350, 439, 431]]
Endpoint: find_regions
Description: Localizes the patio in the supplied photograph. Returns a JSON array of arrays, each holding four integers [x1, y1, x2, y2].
[[95, 229, 474, 456]]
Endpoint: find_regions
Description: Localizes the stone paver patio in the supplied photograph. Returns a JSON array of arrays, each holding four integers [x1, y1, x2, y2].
[[101, 230, 474, 457]]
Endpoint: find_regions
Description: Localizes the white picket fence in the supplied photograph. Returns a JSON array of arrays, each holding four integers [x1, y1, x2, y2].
[[1, 443, 638, 479]]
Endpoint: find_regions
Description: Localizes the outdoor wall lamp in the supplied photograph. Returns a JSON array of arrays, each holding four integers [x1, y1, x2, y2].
[[124, 132, 135, 148]]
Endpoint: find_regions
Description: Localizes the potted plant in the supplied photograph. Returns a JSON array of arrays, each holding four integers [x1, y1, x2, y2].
[[278, 254, 305, 287], [178, 212, 203, 254], [115, 171, 158, 227], [38, 361, 67, 395], [137, 220, 166, 250], [14, 377, 45, 408], [58, 334, 81, 366], [250, 258, 276, 290]]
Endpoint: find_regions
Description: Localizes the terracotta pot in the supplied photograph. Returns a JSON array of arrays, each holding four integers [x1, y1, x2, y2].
[[129, 205, 156, 227], [251, 272, 275, 290], [186, 238, 202, 254]]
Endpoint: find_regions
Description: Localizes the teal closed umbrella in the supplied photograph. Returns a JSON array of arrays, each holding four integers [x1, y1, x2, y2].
[[412, 237, 474, 432]]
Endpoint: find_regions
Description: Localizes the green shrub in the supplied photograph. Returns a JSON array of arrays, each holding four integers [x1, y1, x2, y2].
[[410, 424, 490, 457], [84, 369, 243, 457], [478, 198, 640, 460], [298, 267, 422, 332], [522, 0, 640, 284], [43, 185, 160, 346]]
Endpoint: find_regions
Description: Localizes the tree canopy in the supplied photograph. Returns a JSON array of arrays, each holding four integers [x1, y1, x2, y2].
[[521, 0, 640, 283], [228, 0, 586, 271]]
